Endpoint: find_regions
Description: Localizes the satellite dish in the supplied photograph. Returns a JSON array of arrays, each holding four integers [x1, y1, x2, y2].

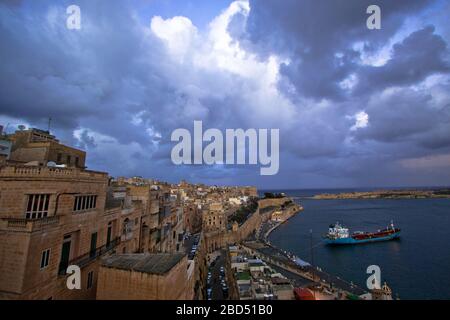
[[18, 125, 26, 131], [47, 161, 57, 167]]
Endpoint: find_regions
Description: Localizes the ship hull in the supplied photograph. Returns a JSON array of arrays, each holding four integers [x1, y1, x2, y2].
[[324, 231, 400, 245]]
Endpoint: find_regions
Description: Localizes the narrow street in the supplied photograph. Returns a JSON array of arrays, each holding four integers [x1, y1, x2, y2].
[[208, 250, 227, 300]]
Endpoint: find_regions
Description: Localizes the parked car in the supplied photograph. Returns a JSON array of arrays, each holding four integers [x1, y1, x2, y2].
[[222, 286, 229, 298]]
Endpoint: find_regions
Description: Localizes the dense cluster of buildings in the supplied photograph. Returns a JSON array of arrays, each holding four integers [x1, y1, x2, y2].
[[229, 245, 294, 300], [0, 126, 257, 300]]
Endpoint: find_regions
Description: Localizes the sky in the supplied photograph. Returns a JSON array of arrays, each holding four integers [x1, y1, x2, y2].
[[0, 0, 449, 189]]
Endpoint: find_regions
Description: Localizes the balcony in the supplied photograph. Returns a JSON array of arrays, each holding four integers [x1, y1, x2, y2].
[[58, 237, 120, 275], [0, 216, 60, 232], [0, 165, 108, 181], [121, 207, 134, 216]]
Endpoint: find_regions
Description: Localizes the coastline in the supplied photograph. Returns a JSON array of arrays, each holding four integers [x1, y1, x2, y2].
[[263, 205, 303, 240], [312, 189, 450, 200], [257, 197, 369, 299]]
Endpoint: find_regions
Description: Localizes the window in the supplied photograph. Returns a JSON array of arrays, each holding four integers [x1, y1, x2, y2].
[[73, 195, 97, 212], [87, 271, 94, 289], [40, 249, 50, 269], [67, 155, 71, 164], [57, 153, 62, 162], [26, 194, 50, 219], [75, 157, 79, 167], [122, 218, 132, 235]]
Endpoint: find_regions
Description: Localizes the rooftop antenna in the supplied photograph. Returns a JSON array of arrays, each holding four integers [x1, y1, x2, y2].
[[48, 117, 52, 133]]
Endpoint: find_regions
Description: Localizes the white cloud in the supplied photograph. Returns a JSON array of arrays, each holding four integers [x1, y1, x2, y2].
[[150, 16, 198, 62], [339, 73, 358, 90], [348, 111, 369, 131], [148, 0, 296, 127]]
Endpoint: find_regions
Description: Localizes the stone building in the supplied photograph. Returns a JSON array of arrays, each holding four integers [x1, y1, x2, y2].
[[7, 128, 86, 168], [203, 202, 227, 232], [123, 184, 161, 252], [96, 253, 192, 300], [0, 131, 142, 300], [0, 126, 12, 162], [183, 201, 202, 234], [0, 127, 263, 300]]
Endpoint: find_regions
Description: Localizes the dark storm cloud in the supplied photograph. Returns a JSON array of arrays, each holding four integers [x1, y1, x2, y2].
[[243, 0, 432, 100], [76, 129, 97, 150], [238, 0, 450, 183], [0, 0, 449, 188], [355, 86, 450, 145], [356, 26, 450, 94], [0, 0, 187, 147]]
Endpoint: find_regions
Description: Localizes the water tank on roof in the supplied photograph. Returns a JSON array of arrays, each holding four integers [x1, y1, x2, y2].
[[24, 161, 40, 166]]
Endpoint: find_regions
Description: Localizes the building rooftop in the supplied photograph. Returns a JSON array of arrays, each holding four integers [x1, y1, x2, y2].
[[102, 253, 185, 275], [237, 271, 251, 281]]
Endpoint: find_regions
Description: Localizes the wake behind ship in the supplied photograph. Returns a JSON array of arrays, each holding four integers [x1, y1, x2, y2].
[[324, 221, 401, 245]]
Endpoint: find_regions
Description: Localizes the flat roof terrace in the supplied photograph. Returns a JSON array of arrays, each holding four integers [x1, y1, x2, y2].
[[102, 253, 186, 275]]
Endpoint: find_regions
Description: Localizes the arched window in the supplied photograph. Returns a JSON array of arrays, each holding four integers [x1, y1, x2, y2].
[[123, 218, 130, 235]]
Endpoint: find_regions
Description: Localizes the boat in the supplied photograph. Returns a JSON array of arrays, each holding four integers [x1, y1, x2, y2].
[[324, 221, 400, 245]]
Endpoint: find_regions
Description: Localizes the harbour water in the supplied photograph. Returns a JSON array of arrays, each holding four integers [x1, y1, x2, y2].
[[264, 189, 450, 300]]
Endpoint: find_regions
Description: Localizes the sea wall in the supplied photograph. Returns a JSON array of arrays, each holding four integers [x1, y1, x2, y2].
[[204, 199, 278, 253], [258, 197, 291, 209]]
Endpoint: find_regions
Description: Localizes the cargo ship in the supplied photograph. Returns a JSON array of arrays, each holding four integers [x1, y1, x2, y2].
[[324, 221, 400, 245]]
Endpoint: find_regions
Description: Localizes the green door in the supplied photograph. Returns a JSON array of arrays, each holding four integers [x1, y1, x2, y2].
[[106, 226, 112, 247], [59, 240, 71, 274], [90, 232, 97, 257]]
